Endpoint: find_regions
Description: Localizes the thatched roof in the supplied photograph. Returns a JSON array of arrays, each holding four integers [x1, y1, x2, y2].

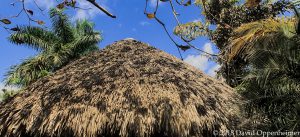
[[0, 39, 241, 137]]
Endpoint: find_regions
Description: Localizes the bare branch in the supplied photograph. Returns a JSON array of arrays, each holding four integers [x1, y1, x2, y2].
[[21, 0, 35, 25], [144, 0, 149, 14], [10, 9, 24, 18], [154, 16, 184, 60], [169, 0, 181, 25], [0, 23, 11, 33], [73, 6, 93, 10], [86, 0, 116, 18], [154, 0, 159, 14], [145, 0, 222, 61], [33, 0, 46, 16]]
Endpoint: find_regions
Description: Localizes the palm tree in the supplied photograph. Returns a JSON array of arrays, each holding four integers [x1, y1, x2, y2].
[[220, 18, 296, 86], [5, 8, 102, 87], [229, 17, 300, 130], [224, 18, 295, 62]]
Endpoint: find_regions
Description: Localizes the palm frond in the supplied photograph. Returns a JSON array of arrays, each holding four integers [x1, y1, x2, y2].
[[225, 18, 296, 62], [70, 20, 101, 56], [50, 8, 75, 44], [9, 26, 58, 51], [5, 54, 52, 86], [238, 33, 300, 130], [5, 10, 102, 87], [75, 20, 96, 36]]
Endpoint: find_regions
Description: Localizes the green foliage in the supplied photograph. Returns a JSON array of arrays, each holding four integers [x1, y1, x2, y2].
[[174, 21, 209, 41], [237, 18, 300, 130], [173, 0, 291, 86], [0, 89, 19, 102], [225, 18, 295, 62], [213, 0, 289, 86], [171, 0, 300, 130], [5, 8, 102, 87]]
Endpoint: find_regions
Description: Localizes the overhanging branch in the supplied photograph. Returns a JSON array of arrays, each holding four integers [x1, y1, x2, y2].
[[86, 0, 116, 18]]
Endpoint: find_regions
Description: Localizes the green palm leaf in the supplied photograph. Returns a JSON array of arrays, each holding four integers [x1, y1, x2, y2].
[[5, 8, 101, 87], [237, 21, 300, 130], [224, 18, 295, 62], [9, 26, 58, 51], [50, 8, 75, 44], [5, 54, 51, 86]]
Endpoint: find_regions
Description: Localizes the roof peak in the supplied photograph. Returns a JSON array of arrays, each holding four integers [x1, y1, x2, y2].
[[123, 38, 136, 40], [107, 38, 151, 50]]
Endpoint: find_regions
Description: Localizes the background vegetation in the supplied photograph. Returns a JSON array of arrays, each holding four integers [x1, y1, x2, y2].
[[1, 0, 300, 132]]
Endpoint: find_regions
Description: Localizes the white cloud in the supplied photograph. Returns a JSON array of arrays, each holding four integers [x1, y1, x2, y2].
[[184, 54, 209, 71], [184, 43, 220, 77], [203, 43, 213, 54], [193, 19, 201, 23], [192, 18, 206, 23], [0, 83, 19, 94], [150, 0, 163, 7], [140, 21, 150, 26], [73, 0, 110, 20], [0, 83, 4, 92], [184, 43, 213, 71], [207, 64, 220, 77], [74, 0, 98, 20]]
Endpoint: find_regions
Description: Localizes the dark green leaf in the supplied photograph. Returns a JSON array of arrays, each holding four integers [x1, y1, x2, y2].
[[178, 45, 191, 51], [10, 27, 20, 31], [56, 3, 65, 9], [26, 9, 34, 16], [184, 0, 192, 6]]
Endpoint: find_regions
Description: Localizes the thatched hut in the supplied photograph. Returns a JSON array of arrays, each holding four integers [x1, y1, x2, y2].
[[0, 39, 241, 137]]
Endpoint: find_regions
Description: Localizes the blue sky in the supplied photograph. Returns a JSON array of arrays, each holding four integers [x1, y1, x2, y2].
[[0, 0, 219, 89]]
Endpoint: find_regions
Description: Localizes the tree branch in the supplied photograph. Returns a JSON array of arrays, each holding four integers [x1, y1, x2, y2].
[[86, 0, 116, 18], [154, 16, 184, 60], [145, 0, 221, 61]]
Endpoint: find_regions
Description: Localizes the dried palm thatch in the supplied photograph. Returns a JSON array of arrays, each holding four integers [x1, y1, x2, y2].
[[0, 39, 241, 137]]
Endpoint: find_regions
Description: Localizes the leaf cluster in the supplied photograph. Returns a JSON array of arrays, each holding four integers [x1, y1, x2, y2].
[[237, 22, 300, 129], [5, 8, 102, 87]]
